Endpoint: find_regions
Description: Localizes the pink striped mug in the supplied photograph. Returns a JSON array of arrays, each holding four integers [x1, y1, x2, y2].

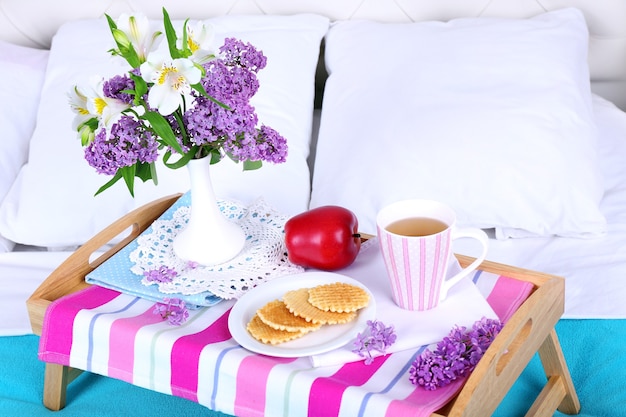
[[376, 199, 488, 311]]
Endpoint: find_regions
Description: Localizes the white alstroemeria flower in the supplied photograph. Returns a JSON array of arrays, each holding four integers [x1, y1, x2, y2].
[[84, 79, 131, 129], [140, 55, 202, 115], [116, 13, 162, 62], [68, 85, 94, 130], [182, 21, 215, 64], [68, 85, 98, 145]]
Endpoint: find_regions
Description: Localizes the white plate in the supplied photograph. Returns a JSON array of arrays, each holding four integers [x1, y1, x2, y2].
[[228, 271, 376, 357]]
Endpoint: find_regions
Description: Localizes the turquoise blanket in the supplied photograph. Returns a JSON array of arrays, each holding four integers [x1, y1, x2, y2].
[[1, 320, 625, 416]]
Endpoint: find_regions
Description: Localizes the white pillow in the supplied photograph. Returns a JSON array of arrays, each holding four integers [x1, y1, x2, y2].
[[311, 8, 606, 238], [0, 14, 328, 248], [0, 41, 49, 252]]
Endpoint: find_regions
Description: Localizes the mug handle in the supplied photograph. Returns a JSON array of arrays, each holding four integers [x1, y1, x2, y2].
[[439, 227, 489, 301]]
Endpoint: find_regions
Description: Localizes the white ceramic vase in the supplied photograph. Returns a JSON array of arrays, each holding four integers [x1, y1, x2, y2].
[[172, 157, 246, 266]]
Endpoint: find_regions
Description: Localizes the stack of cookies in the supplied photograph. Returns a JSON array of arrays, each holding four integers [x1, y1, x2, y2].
[[246, 282, 370, 345]]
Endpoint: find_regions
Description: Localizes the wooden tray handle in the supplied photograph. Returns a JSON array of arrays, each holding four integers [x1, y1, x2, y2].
[[438, 258, 579, 416], [27, 193, 181, 335]]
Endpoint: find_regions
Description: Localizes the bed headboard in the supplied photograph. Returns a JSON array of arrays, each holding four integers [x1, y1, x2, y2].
[[1, 0, 626, 108]]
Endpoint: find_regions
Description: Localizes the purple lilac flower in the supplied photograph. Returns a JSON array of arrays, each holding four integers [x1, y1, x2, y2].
[[153, 298, 189, 326], [102, 74, 135, 105], [470, 316, 504, 352], [143, 265, 178, 283], [204, 60, 261, 103], [256, 125, 287, 163], [84, 115, 158, 175], [143, 35, 287, 167], [219, 37, 267, 73], [181, 38, 287, 162], [408, 317, 503, 390], [183, 94, 257, 148], [353, 320, 397, 365]]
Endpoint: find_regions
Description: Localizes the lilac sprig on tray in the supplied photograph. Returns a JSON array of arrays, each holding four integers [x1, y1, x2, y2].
[[409, 317, 503, 390], [153, 298, 189, 326], [143, 265, 178, 283], [353, 320, 397, 365]]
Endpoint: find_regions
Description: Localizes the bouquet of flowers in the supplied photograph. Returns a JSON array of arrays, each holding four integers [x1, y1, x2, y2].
[[68, 8, 287, 196]]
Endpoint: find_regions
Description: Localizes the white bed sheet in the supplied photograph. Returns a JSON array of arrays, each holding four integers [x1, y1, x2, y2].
[[2, 94, 625, 336]]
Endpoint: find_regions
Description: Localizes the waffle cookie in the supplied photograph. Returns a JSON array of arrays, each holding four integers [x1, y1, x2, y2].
[[307, 282, 370, 313], [246, 281, 370, 345], [256, 299, 322, 332], [246, 314, 308, 345], [282, 288, 357, 325]]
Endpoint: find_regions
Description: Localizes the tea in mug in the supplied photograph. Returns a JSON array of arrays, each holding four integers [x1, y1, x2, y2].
[[385, 217, 448, 237]]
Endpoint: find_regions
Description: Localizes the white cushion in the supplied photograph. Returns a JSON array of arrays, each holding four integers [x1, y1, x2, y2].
[[311, 8, 606, 238], [0, 41, 49, 252], [0, 14, 328, 248]]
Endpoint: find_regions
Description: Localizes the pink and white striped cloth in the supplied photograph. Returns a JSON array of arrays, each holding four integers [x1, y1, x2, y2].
[[39, 263, 532, 417]]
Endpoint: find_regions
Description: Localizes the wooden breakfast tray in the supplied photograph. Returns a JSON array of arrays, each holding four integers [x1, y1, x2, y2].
[[26, 194, 580, 416]]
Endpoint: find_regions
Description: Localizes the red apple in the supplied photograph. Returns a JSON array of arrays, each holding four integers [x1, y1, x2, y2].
[[284, 206, 361, 271]]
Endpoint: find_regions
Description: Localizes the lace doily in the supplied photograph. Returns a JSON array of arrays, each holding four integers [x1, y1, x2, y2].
[[129, 198, 304, 299]]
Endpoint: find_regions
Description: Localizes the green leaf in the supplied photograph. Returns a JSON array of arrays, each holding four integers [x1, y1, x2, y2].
[[209, 149, 222, 164], [135, 161, 156, 183], [84, 117, 99, 130], [140, 111, 184, 154], [129, 72, 148, 104], [225, 150, 262, 171], [94, 170, 125, 196], [121, 165, 137, 197], [105, 14, 118, 32], [162, 8, 183, 59], [163, 147, 196, 169], [93, 159, 159, 197], [243, 159, 263, 171], [149, 162, 159, 186]]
